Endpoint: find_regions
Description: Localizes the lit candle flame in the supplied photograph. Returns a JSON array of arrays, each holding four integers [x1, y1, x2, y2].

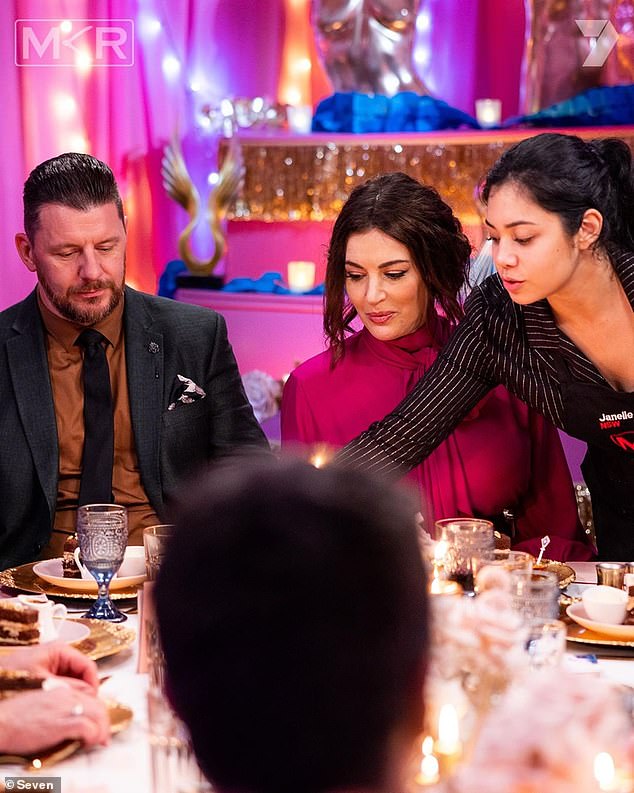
[[434, 540, 448, 563], [415, 736, 439, 786], [594, 752, 616, 791], [308, 444, 334, 469], [436, 704, 461, 755]]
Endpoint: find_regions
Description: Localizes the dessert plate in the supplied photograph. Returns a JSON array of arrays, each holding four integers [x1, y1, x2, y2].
[[566, 602, 634, 641], [0, 618, 90, 654], [33, 558, 145, 593], [71, 618, 136, 661]]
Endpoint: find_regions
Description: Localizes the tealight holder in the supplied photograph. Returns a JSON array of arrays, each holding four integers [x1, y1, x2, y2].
[[287, 260, 316, 292], [475, 98, 501, 128]]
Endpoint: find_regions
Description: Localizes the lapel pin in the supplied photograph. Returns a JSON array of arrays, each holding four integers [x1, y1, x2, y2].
[[148, 341, 160, 354]]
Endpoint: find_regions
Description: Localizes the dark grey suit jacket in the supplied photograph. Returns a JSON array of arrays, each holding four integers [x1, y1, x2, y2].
[[0, 286, 268, 568]]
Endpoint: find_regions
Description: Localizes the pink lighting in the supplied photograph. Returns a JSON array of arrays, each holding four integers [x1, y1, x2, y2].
[[2, 1, 530, 311]]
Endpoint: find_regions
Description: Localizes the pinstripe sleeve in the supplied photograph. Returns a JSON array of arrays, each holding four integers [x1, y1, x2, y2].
[[335, 313, 497, 476]]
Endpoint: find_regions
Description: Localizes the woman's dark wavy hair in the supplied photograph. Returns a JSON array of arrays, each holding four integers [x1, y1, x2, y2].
[[481, 132, 634, 254], [324, 172, 472, 361]]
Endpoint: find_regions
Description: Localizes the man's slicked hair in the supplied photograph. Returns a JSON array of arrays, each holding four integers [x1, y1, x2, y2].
[[23, 152, 124, 239]]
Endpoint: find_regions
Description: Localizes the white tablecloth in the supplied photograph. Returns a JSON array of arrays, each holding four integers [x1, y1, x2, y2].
[[1, 614, 149, 793], [2, 562, 633, 793]]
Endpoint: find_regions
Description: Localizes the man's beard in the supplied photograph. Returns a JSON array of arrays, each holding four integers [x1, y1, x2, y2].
[[38, 268, 125, 325]]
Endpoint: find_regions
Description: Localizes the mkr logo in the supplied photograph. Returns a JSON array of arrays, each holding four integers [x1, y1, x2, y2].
[[15, 19, 134, 66]]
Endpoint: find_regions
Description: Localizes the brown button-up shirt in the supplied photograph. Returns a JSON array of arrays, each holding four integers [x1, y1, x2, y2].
[[38, 293, 160, 557]]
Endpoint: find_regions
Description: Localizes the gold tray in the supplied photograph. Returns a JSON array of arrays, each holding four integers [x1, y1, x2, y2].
[[0, 561, 139, 600], [534, 559, 576, 589], [71, 618, 136, 661], [567, 621, 634, 648]]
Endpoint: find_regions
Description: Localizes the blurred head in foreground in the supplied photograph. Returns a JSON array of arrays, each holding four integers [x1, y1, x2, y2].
[[156, 458, 429, 793]]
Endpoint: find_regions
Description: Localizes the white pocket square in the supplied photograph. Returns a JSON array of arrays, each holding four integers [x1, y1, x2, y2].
[[168, 374, 206, 411]]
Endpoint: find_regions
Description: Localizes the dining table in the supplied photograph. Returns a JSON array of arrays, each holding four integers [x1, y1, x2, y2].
[[1, 560, 634, 793]]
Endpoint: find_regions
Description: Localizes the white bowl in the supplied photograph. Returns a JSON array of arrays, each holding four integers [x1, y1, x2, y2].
[[118, 546, 145, 578], [581, 585, 628, 624]]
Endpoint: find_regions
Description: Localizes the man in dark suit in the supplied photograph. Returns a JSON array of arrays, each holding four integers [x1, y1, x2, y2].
[[0, 152, 268, 568]]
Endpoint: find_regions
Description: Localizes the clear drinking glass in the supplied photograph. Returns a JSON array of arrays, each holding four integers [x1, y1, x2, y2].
[[148, 682, 213, 793], [143, 524, 175, 582], [473, 548, 534, 579], [510, 569, 560, 622], [525, 618, 567, 669], [76, 503, 128, 622], [435, 518, 495, 593]]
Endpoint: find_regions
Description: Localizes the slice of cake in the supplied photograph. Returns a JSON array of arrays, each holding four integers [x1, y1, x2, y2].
[[63, 533, 81, 578], [0, 600, 39, 645], [0, 670, 44, 699]]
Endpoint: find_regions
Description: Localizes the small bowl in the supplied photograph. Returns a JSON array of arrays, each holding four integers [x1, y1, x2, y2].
[[118, 546, 145, 578], [582, 585, 628, 625]]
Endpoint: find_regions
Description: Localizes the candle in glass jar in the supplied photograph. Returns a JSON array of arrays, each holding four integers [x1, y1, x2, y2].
[[475, 98, 501, 128], [287, 260, 316, 292]]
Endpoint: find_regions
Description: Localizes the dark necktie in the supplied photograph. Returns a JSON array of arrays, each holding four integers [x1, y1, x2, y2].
[[76, 329, 114, 505]]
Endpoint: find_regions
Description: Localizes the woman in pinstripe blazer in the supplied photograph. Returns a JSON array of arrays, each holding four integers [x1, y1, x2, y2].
[[338, 133, 634, 560]]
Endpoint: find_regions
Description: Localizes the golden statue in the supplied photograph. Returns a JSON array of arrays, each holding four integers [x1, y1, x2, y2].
[[161, 134, 244, 276]]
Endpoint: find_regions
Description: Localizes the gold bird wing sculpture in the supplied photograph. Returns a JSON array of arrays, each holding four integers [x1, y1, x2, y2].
[[161, 134, 244, 276], [207, 135, 245, 272]]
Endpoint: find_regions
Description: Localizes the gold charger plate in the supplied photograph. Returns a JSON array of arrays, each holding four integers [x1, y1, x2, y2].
[[566, 621, 634, 648], [71, 618, 136, 661], [0, 699, 133, 770], [0, 620, 134, 661], [534, 559, 576, 589], [0, 561, 139, 600]]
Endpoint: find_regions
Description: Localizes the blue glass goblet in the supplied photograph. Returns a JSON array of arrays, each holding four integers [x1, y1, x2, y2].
[[76, 503, 129, 622]]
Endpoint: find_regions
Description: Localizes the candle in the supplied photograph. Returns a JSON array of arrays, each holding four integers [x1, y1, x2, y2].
[[435, 704, 461, 756], [308, 443, 334, 469], [475, 98, 501, 128], [593, 752, 633, 791], [287, 104, 313, 134], [435, 703, 462, 778], [287, 260, 316, 292], [434, 540, 448, 564], [429, 579, 461, 596], [414, 737, 440, 787], [435, 703, 462, 779]]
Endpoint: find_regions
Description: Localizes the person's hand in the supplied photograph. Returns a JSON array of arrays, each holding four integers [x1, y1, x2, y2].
[[0, 687, 110, 755], [0, 643, 99, 691]]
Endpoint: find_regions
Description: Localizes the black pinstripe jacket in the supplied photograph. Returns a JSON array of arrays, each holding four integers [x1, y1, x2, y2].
[[337, 249, 634, 475]]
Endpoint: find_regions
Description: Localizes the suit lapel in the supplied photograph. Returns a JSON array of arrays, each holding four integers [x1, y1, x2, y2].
[[124, 288, 165, 511], [8, 293, 58, 516]]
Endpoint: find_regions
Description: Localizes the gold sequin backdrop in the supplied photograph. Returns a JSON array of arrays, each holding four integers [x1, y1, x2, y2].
[[223, 128, 634, 228]]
